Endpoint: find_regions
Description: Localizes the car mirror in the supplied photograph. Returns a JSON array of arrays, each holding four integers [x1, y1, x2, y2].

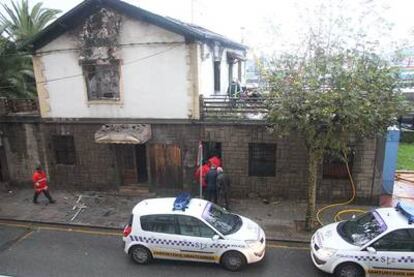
[[212, 235, 220, 241], [366, 247, 376, 254]]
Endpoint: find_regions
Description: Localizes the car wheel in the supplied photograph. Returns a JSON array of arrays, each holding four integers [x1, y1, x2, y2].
[[130, 245, 152, 265], [334, 263, 364, 277], [221, 251, 246, 271]]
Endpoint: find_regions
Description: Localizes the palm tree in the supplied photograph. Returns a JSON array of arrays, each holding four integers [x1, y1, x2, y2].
[[0, 1, 60, 98], [0, 0, 60, 43], [0, 27, 35, 98]]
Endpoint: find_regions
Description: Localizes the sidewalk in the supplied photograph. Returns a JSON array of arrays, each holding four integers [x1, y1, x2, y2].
[[0, 188, 376, 242]]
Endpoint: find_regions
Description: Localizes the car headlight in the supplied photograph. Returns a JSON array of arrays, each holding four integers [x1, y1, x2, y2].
[[317, 248, 337, 261], [245, 240, 261, 249]]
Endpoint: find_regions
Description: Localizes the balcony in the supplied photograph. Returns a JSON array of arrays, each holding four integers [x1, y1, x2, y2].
[[0, 98, 39, 116], [200, 95, 268, 121]]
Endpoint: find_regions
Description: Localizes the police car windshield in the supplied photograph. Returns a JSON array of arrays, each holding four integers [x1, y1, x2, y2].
[[202, 203, 242, 235], [337, 211, 387, 246]]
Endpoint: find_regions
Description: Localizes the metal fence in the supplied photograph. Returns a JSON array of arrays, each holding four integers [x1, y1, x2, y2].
[[200, 95, 268, 121], [0, 98, 39, 115]]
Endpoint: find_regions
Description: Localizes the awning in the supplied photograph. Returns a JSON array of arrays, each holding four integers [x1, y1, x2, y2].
[[95, 124, 151, 144]]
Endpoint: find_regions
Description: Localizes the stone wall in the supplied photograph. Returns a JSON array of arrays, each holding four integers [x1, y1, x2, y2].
[[41, 123, 117, 191], [1, 122, 43, 188], [0, 120, 383, 202]]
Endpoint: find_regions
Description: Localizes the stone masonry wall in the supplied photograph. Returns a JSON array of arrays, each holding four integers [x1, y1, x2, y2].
[[201, 124, 381, 203], [42, 123, 117, 191], [0, 120, 383, 202], [1, 123, 44, 188]]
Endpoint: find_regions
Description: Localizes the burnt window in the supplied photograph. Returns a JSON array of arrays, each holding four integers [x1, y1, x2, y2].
[[83, 61, 120, 100], [53, 135, 76, 165], [214, 61, 221, 92], [323, 150, 354, 179], [249, 143, 276, 177]]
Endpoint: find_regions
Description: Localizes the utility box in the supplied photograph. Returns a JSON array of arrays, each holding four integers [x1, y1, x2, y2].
[[383, 127, 401, 194]]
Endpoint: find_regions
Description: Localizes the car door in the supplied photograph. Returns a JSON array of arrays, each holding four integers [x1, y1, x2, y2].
[[139, 214, 182, 260], [367, 229, 414, 274], [175, 215, 219, 263]]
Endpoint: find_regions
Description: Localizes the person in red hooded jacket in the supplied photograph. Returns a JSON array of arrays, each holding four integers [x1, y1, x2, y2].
[[208, 155, 221, 168], [32, 165, 55, 204]]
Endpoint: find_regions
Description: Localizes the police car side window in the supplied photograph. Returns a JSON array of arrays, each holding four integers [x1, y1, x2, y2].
[[371, 229, 412, 252], [177, 215, 216, 238], [140, 214, 178, 235]]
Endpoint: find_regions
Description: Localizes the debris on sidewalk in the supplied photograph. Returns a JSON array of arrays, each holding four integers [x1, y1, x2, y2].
[[71, 195, 87, 221]]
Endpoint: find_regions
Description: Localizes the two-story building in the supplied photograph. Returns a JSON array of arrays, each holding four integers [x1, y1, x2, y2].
[[0, 0, 384, 203]]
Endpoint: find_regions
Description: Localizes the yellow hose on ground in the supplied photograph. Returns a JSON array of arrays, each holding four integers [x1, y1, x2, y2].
[[316, 152, 366, 226], [334, 209, 366, 222]]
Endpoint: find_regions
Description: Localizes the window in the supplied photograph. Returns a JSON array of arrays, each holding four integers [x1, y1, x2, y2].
[[177, 215, 216, 238], [248, 143, 276, 177], [140, 214, 178, 235], [214, 61, 221, 92], [83, 61, 120, 100], [371, 229, 414, 251], [53, 135, 76, 165], [323, 150, 354, 179]]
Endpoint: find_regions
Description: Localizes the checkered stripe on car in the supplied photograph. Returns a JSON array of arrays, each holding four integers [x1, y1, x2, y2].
[[130, 236, 244, 249], [398, 256, 414, 263], [354, 256, 380, 262]]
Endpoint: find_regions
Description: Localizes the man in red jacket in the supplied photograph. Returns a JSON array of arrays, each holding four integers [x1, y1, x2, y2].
[[32, 165, 55, 204]]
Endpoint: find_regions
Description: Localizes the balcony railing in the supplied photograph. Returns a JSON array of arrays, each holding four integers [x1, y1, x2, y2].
[[0, 98, 39, 115], [200, 95, 268, 121]]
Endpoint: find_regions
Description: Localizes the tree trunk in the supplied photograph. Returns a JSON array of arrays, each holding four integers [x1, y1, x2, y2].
[[305, 149, 320, 231]]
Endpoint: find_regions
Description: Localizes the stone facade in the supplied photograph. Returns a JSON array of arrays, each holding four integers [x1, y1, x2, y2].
[[0, 119, 384, 203]]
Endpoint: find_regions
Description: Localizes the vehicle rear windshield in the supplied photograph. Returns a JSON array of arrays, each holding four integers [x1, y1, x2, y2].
[[337, 211, 387, 246], [202, 203, 242, 235]]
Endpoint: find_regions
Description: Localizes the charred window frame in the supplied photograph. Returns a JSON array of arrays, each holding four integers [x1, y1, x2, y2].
[[248, 143, 276, 177], [53, 135, 76, 165], [323, 149, 354, 179], [82, 61, 120, 101]]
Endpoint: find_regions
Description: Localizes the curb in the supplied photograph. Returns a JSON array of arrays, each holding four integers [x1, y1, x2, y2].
[[0, 217, 311, 243]]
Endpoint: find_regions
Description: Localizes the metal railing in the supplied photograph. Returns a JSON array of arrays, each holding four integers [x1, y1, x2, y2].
[[0, 98, 39, 115], [200, 95, 268, 121]]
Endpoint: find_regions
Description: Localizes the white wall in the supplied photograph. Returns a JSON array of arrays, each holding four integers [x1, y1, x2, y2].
[[36, 15, 190, 119]]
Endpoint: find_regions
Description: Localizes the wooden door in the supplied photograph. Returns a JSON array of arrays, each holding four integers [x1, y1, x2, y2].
[[118, 145, 137, 186], [149, 144, 182, 188]]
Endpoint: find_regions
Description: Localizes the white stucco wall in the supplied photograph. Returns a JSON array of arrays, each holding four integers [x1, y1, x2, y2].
[[36, 15, 190, 119]]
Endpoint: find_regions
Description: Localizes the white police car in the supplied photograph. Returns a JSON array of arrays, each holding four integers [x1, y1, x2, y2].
[[122, 193, 266, 271], [311, 202, 414, 277]]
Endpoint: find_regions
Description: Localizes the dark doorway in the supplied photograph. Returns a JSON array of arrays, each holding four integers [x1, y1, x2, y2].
[[0, 146, 9, 182], [136, 144, 148, 183], [118, 144, 137, 186], [202, 142, 222, 162]]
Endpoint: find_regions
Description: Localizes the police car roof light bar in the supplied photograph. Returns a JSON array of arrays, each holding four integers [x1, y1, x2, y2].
[[396, 202, 414, 224], [173, 192, 191, 211]]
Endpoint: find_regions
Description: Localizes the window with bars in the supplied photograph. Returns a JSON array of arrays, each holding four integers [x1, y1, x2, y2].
[[83, 61, 120, 100], [53, 135, 76, 165], [248, 143, 276, 177]]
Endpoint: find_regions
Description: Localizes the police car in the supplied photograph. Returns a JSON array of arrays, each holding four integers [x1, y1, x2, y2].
[[311, 202, 414, 277], [122, 193, 266, 271]]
